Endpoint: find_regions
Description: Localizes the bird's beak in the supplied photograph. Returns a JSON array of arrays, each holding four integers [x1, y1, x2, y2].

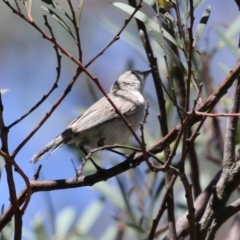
[[142, 69, 152, 78]]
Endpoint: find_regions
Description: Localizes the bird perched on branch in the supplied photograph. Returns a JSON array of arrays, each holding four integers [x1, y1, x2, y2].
[[31, 69, 151, 164]]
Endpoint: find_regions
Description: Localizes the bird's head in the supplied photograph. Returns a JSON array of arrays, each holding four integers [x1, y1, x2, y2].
[[110, 69, 151, 93]]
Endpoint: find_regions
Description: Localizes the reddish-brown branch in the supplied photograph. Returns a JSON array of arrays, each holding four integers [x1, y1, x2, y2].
[[7, 16, 61, 129], [0, 94, 22, 240], [148, 174, 177, 240], [67, 0, 82, 61], [194, 111, 240, 118], [4, 0, 144, 158]]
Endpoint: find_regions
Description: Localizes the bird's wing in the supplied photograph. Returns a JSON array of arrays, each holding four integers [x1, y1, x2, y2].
[[69, 91, 143, 132], [30, 92, 143, 163]]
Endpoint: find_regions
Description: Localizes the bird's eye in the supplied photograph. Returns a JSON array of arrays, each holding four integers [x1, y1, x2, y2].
[[131, 70, 136, 75]]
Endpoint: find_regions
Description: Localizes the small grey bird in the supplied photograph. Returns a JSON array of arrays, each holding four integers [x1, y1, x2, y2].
[[31, 69, 151, 163]]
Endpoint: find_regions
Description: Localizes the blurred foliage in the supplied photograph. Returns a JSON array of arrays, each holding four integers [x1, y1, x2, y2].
[[1, 0, 240, 239]]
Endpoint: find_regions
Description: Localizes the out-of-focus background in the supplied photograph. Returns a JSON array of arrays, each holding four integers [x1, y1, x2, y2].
[[0, 0, 240, 239]]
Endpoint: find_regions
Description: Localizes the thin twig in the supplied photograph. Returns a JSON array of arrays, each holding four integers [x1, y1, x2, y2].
[[185, 0, 195, 112], [161, 117, 189, 169], [23, 0, 33, 22], [175, 171, 221, 239], [85, 144, 142, 160], [129, 0, 176, 236], [155, 0, 182, 121], [14, 0, 21, 13], [33, 165, 42, 181], [199, 16, 240, 240], [67, 0, 82, 61], [0, 94, 22, 240], [201, 52, 224, 155], [4, 0, 144, 157], [1, 60, 240, 233], [8, 16, 61, 129], [84, 1, 143, 68], [178, 171, 196, 240], [148, 174, 177, 240], [139, 102, 153, 170], [194, 111, 240, 118]]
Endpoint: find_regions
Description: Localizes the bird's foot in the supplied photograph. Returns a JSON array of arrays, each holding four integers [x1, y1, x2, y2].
[[125, 151, 137, 168]]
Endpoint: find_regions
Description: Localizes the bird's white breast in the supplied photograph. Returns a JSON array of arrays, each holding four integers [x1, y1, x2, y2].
[[69, 90, 145, 148]]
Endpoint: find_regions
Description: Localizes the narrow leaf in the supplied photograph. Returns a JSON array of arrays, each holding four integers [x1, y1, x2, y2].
[[225, 16, 240, 38], [94, 182, 125, 209], [0, 89, 9, 94], [99, 15, 143, 54], [193, 0, 204, 10], [75, 200, 104, 235], [143, 0, 155, 6], [41, 0, 72, 20], [112, 2, 178, 47], [215, 28, 237, 57], [160, 8, 175, 23], [193, 6, 211, 47], [0, 156, 3, 181], [77, 0, 85, 28], [1, 204, 4, 216], [149, 27, 187, 75], [187, 0, 206, 18], [218, 62, 230, 74], [116, 175, 137, 227], [41, 0, 54, 4], [33, 215, 49, 240], [184, 0, 188, 20], [41, 6, 75, 39], [55, 207, 76, 238], [29, 0, 33, 11], [99, 225, 118, 240]]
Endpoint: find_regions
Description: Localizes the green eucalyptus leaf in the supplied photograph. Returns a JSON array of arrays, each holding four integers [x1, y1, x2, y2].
[[160, 8, 175, 23], [149, 27, 187, 75], [0, 89, 9, 94], [226, 16, 240, 38], [77, 0, 85, 28], [215, 28, 237, 56], [193, 0, 204, 10], [93, 181, 125, 208], [193, 6, 211, 47], [0, 156, 4, 181], [99, 15, 143, 55], [22, 229, 35, 240], [33, 214, 49, 240], [143, 0, 155, 6], [1, 204, 4, 216], [116, 175, 137, 226], [41, 0, 72, 20], [184, 0, 188, 20], [112, 2, 178, 47], [55, 207, 76, 238], [99, 225, 118, 240], [218, 62, 230, 74], [112, 216, 145, 233], [187, 0, 206, 18], [75, 200, 104, 235], [41, 6, 75, 39], [29, 0, 33, 11], [41, 0, 53, 4], [152, 176, 165, 201]]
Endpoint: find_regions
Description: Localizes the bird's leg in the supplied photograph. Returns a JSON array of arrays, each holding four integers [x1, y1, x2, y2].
[[76, 161, 84, 177], [107, 148, 137, 166], [97, 139, 136, 164], [79, 146, 102, 171]]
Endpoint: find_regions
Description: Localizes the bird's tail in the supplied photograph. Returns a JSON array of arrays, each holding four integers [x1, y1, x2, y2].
[[30, 129, 72, 163]]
